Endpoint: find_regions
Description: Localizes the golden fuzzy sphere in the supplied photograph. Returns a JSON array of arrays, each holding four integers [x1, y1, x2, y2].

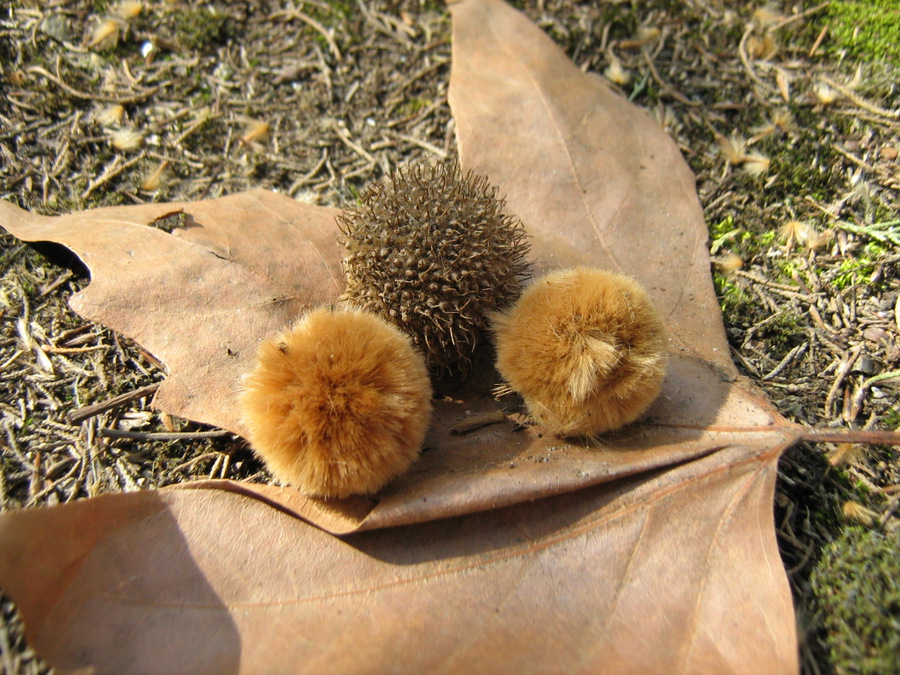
[[240, 307, 433, 498], [490, 268, 667, 437]]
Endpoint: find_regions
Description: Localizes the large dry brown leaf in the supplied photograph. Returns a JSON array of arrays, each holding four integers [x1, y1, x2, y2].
[[448, 0, 731, 373], [0, 440, 798, 674], [0, 0, 801, 672], [0, 190, 345, 434]]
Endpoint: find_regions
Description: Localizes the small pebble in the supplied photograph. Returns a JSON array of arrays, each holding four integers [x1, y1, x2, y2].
[[851, 353, 876, 376], [862, 326, 888, 344], [40, 14, 73, 42]]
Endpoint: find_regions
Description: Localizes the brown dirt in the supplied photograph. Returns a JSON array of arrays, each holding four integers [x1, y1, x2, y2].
[[1, 1, 898, 673]]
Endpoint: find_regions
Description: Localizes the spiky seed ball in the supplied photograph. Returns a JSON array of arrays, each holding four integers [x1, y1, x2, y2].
[[490, 267, 667, 437], [337, 162, 530, 373], [239, 307, 433, 498]]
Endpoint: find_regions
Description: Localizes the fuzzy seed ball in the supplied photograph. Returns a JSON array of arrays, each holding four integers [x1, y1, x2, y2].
[[338, 162, 530, 373], [490, 268, 667, 437], [240, 307, 433, 498]]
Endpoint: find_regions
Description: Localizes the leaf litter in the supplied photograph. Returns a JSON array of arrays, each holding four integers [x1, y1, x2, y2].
[[1, 0, 899, 673]]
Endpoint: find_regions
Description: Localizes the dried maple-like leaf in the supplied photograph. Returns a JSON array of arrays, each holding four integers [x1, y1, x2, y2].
[[11, 0, 899, 672], [0, 191, 344, 434], [0, 443, 798, 674]]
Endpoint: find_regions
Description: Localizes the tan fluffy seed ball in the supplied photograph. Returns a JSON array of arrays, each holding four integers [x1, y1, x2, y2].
[[490, 267, 667, 437], [240, 307, 432, 498]]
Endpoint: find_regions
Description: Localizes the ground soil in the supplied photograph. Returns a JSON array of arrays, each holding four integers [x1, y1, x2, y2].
[[1, 1, 898, 673]]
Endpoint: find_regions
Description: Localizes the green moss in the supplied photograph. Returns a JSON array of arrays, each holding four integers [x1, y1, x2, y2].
[[775, 259, 801, 282], [853, 479, 872, 497], [396, 97, 430, 118], [310, 0, 355, 21], [174, 8, 231, 52], [811, 527, 900, 675], [759, 230, 778, 247], [769, 124, 844, 203], [883, 407, 900, 429], [709, 214, 737, 240], [759, 311, 805, 355], [709, 214, 778, 260], [714, 273, 755, 322], [865, 242, 890, 258], [43, 188, 126, 214], [300, 1, 354, 51], [832, 257, 876, 290], [832, 260, 865, 289], [827, 0, 900, 64]]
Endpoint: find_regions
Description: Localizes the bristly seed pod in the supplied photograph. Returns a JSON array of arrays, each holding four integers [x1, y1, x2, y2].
[[337, 162, 530, 374], [240, 307, 433, 498], [490, 267, 667, 438]]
